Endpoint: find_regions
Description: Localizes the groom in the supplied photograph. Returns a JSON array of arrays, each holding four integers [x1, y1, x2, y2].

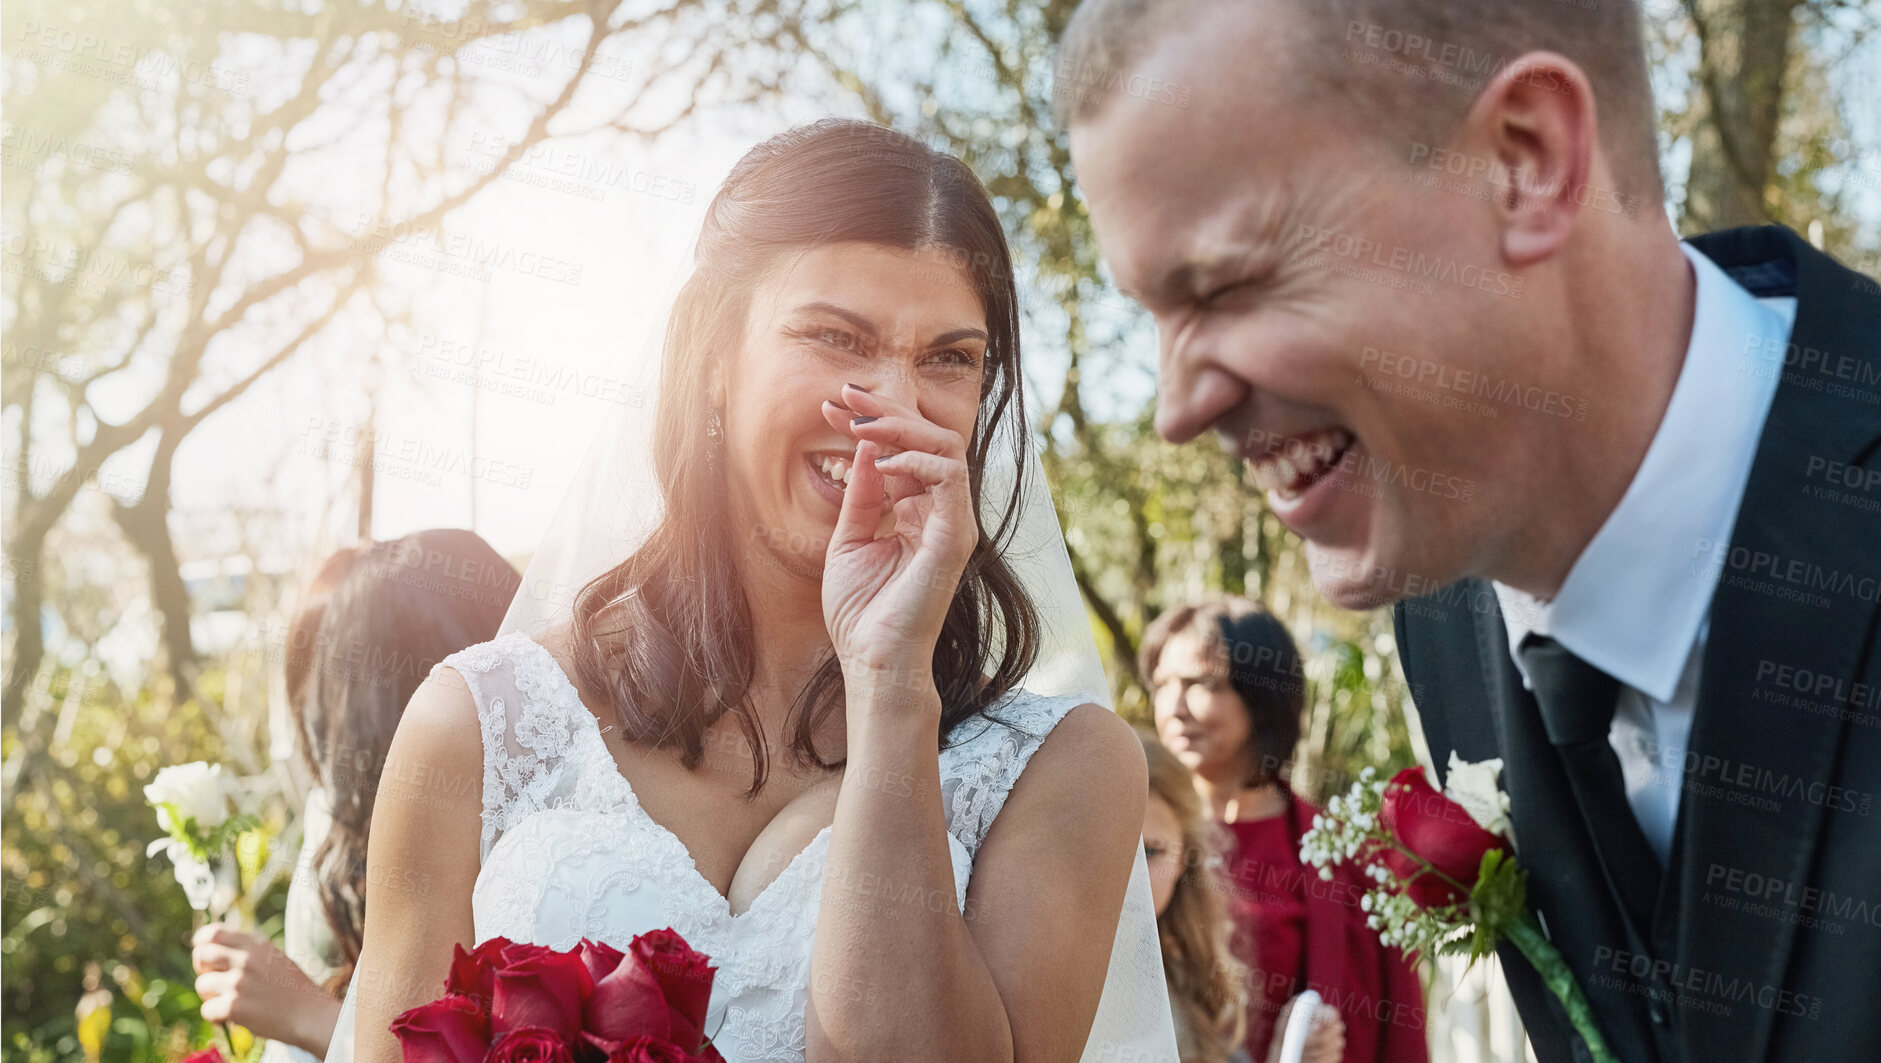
[[1059, 1, 1881, 1061]]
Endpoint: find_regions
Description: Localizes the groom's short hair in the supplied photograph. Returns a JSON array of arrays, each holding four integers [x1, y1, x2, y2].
[[1055, 0, 1662, 202]]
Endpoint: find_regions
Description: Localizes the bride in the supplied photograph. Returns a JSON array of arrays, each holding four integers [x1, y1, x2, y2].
[[331, 118, 1178, 1063]]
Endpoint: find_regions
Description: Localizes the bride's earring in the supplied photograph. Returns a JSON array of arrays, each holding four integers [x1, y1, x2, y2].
[[706, 408, 723, 464]]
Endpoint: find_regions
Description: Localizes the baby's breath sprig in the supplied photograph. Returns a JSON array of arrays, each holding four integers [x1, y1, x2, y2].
[[1299, 768, 1474, 960], [1299, 762, 1616, 1063]]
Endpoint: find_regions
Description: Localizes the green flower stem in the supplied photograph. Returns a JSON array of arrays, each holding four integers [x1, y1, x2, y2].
[[1505, 913, 1618, 1063], [1383, 839, 1475, 905]]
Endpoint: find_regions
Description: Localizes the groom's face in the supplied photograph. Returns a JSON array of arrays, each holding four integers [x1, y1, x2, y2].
[[1071, 11, 1538, 609]]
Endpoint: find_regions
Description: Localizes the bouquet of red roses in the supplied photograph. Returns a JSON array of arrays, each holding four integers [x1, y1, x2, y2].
[[1300, 759, 1616, 1063], [391, 928, 725, 1063]]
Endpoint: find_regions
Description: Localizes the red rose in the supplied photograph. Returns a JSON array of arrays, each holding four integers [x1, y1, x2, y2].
[[602, 1036, 715, 1063], [631, 930, 715, 1043], [181, 1050, 227, 1063], [446, 937, 515, 1012], [492, 946, 594, 1042], [578, 938, 626, 984], [1379, 766, 1508, 909], [487, 1027, 575, 1063], [587, 948, 675, 1043], [391, 993, 491, 1063], [586, 929, 717, 1047]]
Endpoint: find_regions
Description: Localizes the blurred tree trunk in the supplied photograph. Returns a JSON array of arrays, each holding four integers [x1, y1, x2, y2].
[[4, 385, 46, 728], [1681, 0, 1805, 231], [3, 0, 741, 723], [110, 432, 198, 702]]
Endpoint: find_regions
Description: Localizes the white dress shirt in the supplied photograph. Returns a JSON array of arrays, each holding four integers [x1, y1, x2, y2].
[[1493, 242, 1798, 865]]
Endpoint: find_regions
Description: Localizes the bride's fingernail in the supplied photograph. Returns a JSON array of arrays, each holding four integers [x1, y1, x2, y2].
[[851, 416, 878, 425], [845, 382, 870, 392]]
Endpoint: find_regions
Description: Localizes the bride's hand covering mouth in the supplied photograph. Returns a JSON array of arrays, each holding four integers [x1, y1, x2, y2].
[[818, 381, 978, 681]]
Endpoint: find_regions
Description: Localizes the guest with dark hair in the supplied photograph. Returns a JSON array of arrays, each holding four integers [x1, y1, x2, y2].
[[1141, 595, 1427, 1063], [189, 530, 519, 1061]]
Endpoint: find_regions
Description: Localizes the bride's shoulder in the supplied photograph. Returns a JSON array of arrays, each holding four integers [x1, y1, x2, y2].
[[1013, 699, 1145, 805], [396, 631, 536, 750], [376, 653, 490, 828], [953, 691, 1145, 829], [967, 700, 1145, 900], [397, 656, 488, 758], [370, 650, 487, 914], [968, 689, 1136, 758]]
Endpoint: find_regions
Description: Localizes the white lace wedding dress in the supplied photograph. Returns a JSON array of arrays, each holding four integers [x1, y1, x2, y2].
[[326, 630, 1176, 1063]]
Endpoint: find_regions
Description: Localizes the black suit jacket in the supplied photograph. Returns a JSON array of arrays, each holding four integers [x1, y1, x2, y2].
[[1394, 226, 1881, 1063]]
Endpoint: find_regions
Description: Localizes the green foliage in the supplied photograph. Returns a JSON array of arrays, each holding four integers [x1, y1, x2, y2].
[[1460, 849, 1529, 965], [148, 810, 261, 869], [2, 662, 290, 1063]]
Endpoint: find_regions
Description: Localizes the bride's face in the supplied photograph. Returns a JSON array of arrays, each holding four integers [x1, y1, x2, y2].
[[721, 241, 990, 574]]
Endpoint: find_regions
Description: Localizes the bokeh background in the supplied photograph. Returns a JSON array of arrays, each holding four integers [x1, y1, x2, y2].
[[4, 0, 1877, 1060]]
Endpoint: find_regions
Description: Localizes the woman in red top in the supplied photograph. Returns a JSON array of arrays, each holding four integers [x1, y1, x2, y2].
[[1141, 596, 1430, 1063]]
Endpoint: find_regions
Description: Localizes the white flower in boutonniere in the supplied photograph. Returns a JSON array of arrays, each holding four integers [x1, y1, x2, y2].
[[1443, 751, 1515, 845]]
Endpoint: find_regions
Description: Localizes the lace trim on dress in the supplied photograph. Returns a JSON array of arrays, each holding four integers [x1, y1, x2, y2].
[[437, 632, 589, 862], [937, 688, 1090, 860]]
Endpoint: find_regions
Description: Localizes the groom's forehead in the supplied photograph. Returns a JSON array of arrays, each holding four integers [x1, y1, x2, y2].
[[1056, 0, 1311, 127], [1066, 12, 1337, 241], [1073, 94, 1312, 305]]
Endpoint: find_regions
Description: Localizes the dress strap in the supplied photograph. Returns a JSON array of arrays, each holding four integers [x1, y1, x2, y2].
[[432, 632, 582, 862], [936, 689, 1089, 860]]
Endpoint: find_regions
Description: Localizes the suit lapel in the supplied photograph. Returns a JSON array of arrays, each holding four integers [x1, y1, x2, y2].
[[1672, 227, 1881, 1063]]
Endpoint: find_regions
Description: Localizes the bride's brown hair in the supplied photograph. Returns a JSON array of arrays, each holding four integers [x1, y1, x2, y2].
[[571, 118, 1041, 795]]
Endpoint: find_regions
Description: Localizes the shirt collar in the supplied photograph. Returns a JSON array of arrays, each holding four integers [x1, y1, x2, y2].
[[1494, 242, 1795, 700]]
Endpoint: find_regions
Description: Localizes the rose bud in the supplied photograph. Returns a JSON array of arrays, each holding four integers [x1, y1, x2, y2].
[[629, 930, 716, 1044], [390, 994, 491, 1063], [578, 938, 626, 984], [445, 937, 515, 1014], [1379, 765, 1508, 909], [587, 928, 717, 1045], [587, 949, 675, 1044], [491, 946, 593, 1041], [487, 1027, 575, 1063]]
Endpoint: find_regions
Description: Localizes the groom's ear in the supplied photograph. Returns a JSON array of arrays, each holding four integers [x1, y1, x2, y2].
[[1466, 51, 1598, 268]]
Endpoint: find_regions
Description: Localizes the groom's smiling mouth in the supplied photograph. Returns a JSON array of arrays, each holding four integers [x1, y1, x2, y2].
[[1238, 425, 1357, 501]]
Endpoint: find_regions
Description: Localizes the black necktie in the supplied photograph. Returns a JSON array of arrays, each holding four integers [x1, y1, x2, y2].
[[1518, 634, 1663, 935]]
